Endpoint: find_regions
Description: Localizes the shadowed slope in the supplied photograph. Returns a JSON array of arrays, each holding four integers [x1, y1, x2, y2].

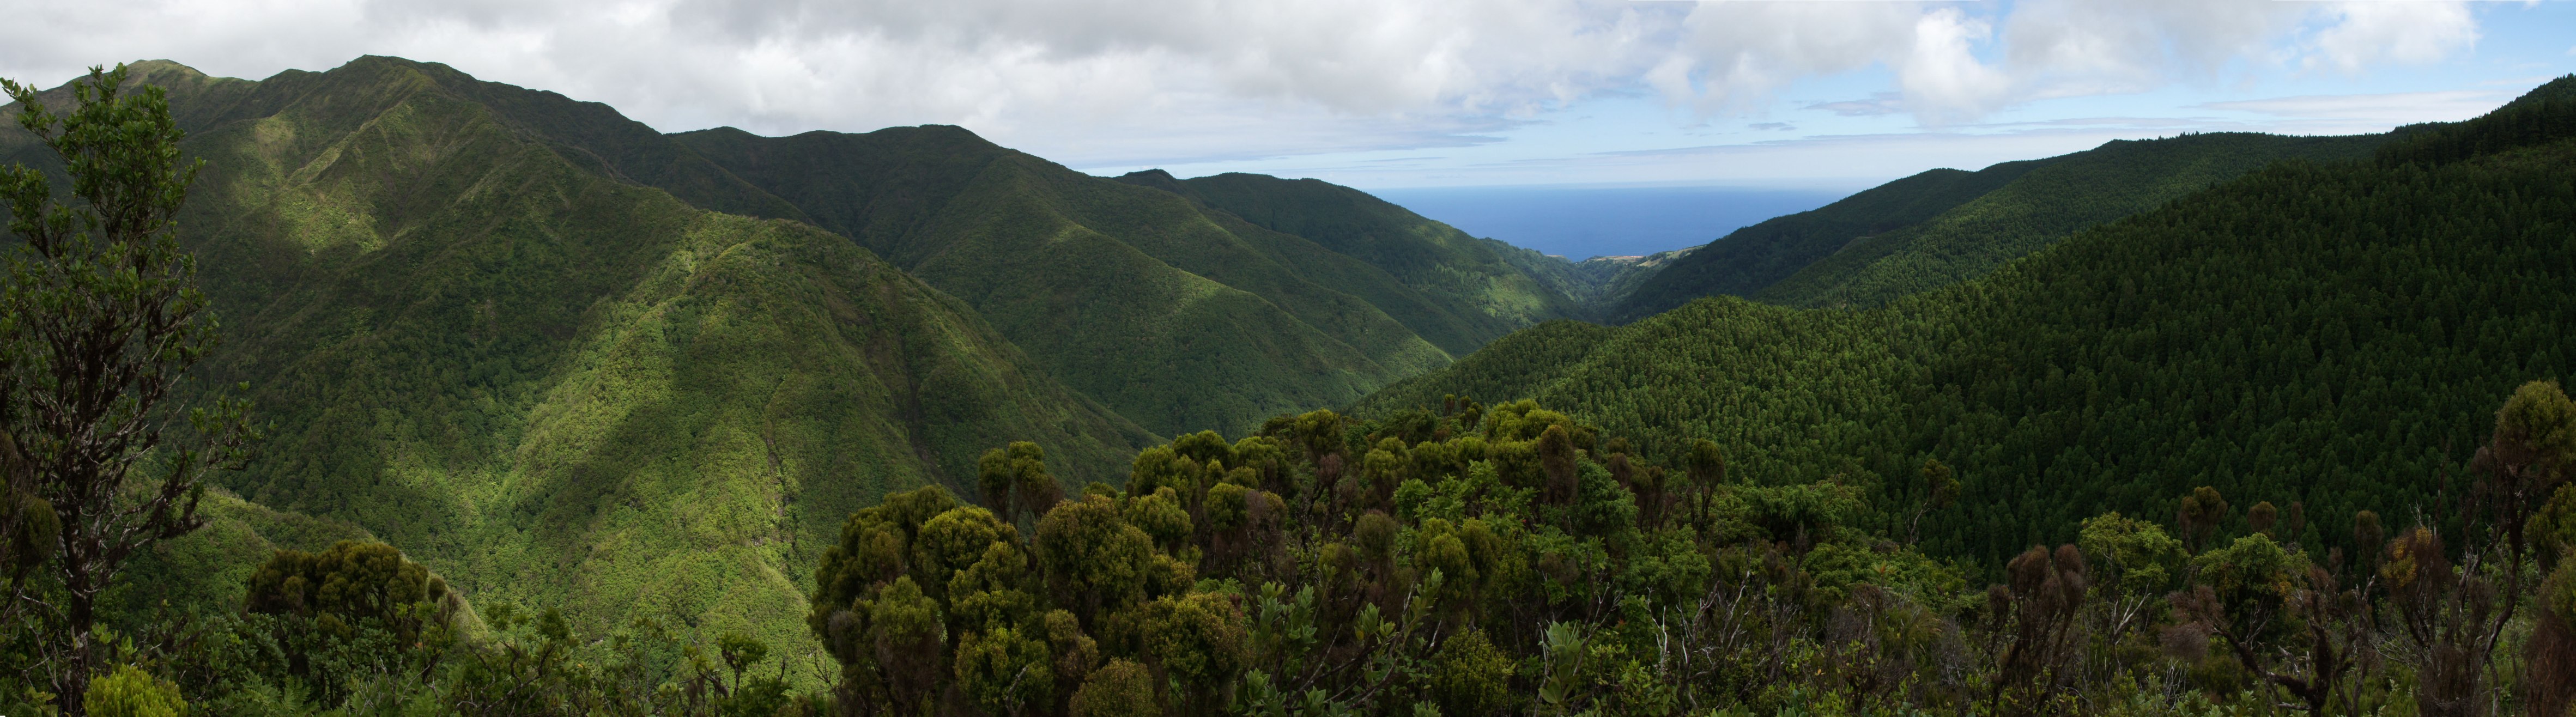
[[670, 125, 1583, 434], [1614, 131, 2385, 319], [1360, 78, 2576, 566], [6, 57, 1157, 653]]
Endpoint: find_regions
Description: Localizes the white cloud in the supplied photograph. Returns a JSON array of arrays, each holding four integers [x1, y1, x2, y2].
[[2197, 89, 2510, 129], [1656, 0, 2483, 125], [0, 0, 2501, 167], [1898, 8, 2013, 124], [2305, 1, 2480, 72]]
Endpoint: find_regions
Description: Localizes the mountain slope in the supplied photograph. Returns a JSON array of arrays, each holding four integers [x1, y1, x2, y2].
[[660, 125, 1593, 434], [1359, 76, 2576, 565], [1611, 162, 2038, 321], [7, 58, 1158, 650], [1755, 132, 2384, 307], [1132, 171, 1595, 331], [1614, 131, 2384, 319], [210, 57, 1593, 437]]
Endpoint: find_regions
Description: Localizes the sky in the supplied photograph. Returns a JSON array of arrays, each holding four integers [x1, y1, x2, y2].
[[3, 0, 2572, 193]]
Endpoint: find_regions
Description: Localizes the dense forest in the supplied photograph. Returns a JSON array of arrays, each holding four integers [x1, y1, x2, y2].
[[1611, 129, 2385, 320], [0, 54, 1625, 669], [1366, 75, 2576, 569], [16, 390, 2576, 716], [7, 56, 2576, 716]]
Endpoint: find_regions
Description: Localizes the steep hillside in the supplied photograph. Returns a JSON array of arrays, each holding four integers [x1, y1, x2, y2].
[[1562, 246, 1694, 308], [1359, 76, 2576, 565], [665, 126, 1585, 435], [1136, 171, 1593, 329], [1756, 132, 2383, 307], [143, 56, 1588, 440], [6, 58, 1159, 649], [1611, 163, 2035, 321], [1614, 131, 2384, 319]]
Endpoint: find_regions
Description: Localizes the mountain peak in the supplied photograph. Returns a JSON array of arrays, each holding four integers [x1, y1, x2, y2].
[[1111, 168, 1185, 193]]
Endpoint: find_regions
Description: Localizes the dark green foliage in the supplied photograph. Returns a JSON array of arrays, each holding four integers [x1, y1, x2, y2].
[[2380, 74, 2576, 167], [663, 128, 1588, 436], [795, 398, 1989, 715], [1360, 79, 2576, 568], [0, 57, 1162, 658], [1616, 130, 2385, 318], [1067, 659, 1158, 717], [244, 540, 451, 642], [1139, 171, 1593, 332], [1615, 160, 2034, 320], [1, 62, 257, 714]]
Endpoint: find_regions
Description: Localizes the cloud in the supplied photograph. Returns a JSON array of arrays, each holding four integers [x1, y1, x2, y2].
[[1657, 0, 2485, 124], [1749, 122, 1795, 131], [0, 0, 2501, 167], [2304, 1, 2480, 73], [1, 0, 1670, 165], [1805, 93, 1906, 117], [2197, 89, 2511, 128]]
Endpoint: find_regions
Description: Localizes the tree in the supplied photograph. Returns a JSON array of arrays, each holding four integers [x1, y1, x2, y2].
[[1068, 659, 1160, 717], [80, 664, 183, 717], [1, 64, 254, 714], [981, 441, 1060, 526], [244, 540, 452, 641], [1906, 458, 1958, 544], [2177, 486, 2230, 554]]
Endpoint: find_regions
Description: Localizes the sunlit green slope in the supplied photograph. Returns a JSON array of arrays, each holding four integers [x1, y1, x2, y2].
[[1131, 171, 1596, 331], [664, 129, 1592, 435], [1361, 76, 2576, 566], [7, 58, 1158, 649], [1614, 131, 2384, 319]]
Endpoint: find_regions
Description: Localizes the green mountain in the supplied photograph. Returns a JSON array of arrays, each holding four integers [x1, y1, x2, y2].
[[119, 56, 1590, 441], [1613, 131, 2384, 319], [649, 125, 1586, 436], [5, 58, 1160, 651], [1360, 75, 2576, 565], [1123, 171, 1594, 330]]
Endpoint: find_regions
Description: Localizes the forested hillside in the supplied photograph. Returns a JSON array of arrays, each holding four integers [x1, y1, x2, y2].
[[10, 53, 2576, 717], [1120, 171, 1593, 330], [1614, 130, 2384, 319], [1364, 76, 2576, 567], [81, 56, 1592, 441], [665, 121, 1589, 436], [1, 58, 1162, 654]]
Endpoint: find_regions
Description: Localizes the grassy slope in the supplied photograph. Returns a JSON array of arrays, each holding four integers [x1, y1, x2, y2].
[[667, 126, 1582, 435], [1359, 78, 2576, 566], [7, 58, 1157, 652], [1614, 132, 2384, 319]]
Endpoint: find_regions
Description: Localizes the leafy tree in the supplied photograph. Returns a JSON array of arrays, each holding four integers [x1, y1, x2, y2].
[[1035, 494, 1157, 626], [1, 63, 254, 713], [1068, 658, 1159, 717], [955, 622, 1053, 717], [981, 441, 1062, 526], [2176, 487, 2229, 555], [82, 664, 183, 717], [243, 540, 451, 642]]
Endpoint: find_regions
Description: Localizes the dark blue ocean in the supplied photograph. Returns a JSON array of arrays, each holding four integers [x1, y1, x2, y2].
[[1368, 185, 1849, 260]]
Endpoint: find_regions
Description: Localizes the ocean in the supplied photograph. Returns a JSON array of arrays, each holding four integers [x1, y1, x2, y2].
[[1367, 185, 1850, 260]]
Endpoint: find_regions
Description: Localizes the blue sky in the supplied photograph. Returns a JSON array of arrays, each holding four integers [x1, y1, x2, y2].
[[1098, 1, 2576, 191], [3, 0, 2571, 193]]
